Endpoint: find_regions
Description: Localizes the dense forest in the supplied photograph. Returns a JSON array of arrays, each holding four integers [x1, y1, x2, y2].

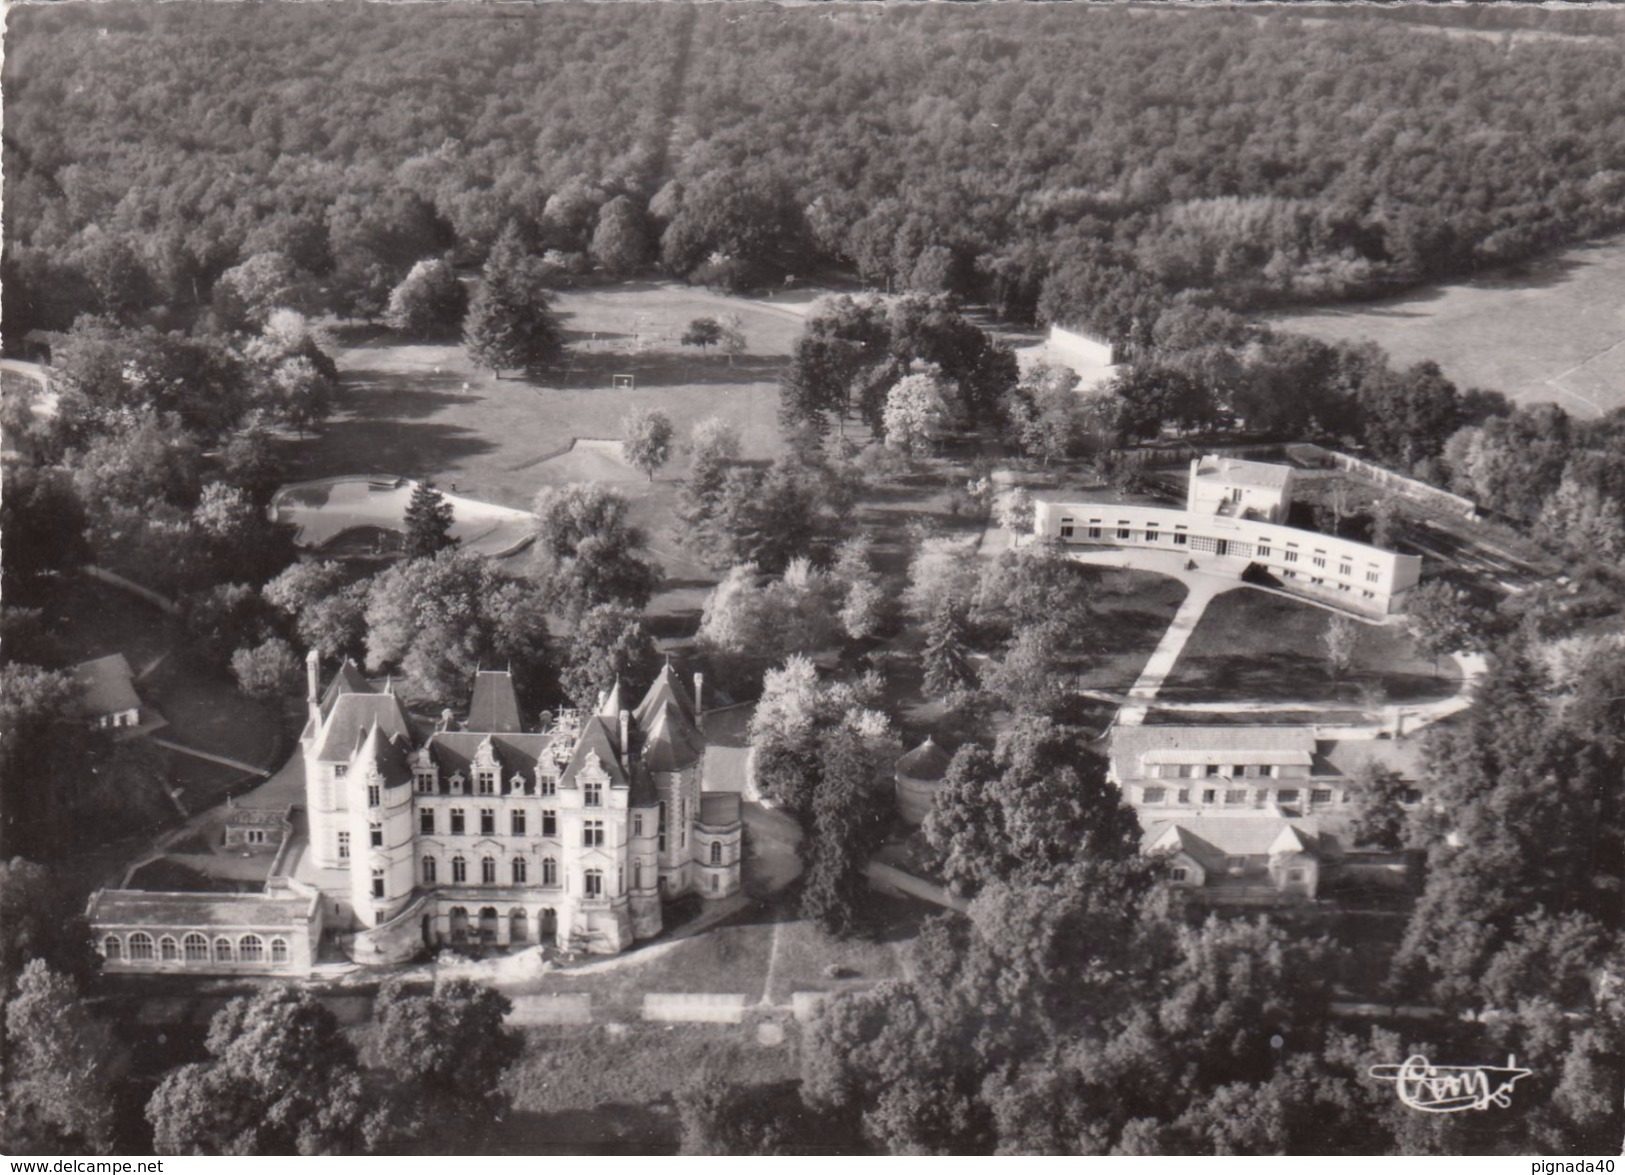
[[7, 3, 1625, 343]]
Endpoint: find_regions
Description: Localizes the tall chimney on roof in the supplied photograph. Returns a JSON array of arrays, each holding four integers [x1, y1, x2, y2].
[[693, 672, 704, 719], [306, 649, 321, 730], [619, 709, 631, 766]]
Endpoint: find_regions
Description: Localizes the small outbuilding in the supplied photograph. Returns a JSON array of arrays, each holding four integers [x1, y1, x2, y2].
[[895, 736, 953, 825]]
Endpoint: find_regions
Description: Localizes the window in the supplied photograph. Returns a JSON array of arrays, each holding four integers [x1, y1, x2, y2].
[[584, 869, 603, 898], [633, 861, 643, 889], [1367, 570, 1381, 584], [1257, 542, 1271, 558], [423, 856, 438, 884], [710, 874, 719, 894], [480, 809, 495, 836], [1283, 549, 1298, 563], [452, 856, 467, 883], [542, 809, 557, 836], [1142, 786, 1166, 804], [1363, 589, 1375, 598], [370, 822, 383, 848], [1224, 788, 1247, 804], [1177, 788, 1190, 804], [1312, 555, 1327, 569], [1277, 789, 1300, 804], [1088, 524, 1102, 540], [477, 770, 495, 796], [160, 936, 179, 961], [542, 857, 558, 887], [1205, 764, 1222, 778], [539, 776, 556, 797], [416, 772, 435, 794], [1339, 562, 1353, 578], [584, 780, 602, 807], [658, 801, 667, 853], [1170, 866, 1189, 883], [239, 935, 263, 963], [420, 809, 435, 835], [371, 869, 385, 899], [450, 774, 465, 796], [1287, 868, 1305, 884], [128, 932, 155, 961], [583, 820, 604, 847], [1202, 789, 1216, 804], [511, 810, 527, 836], [334, 764, 348, 779], [1173, 529, 1188, 546], [450, 808, 465, 835], [1311, 788, 1333, 805], [710, 841, 723, 865], [1145, 523, 1159, 543], [633, 814, 644, 837], [338, 831, 350, 860], [271, 938, 289, 966], [1117, 523, 1131, 540], [367, 784, 381, 808], [481, 857, 497, 884], [214, 937, 234, 964], [512, 857, 528, 884], [1060, 521, 1075, 538], [184, 933, 208, 962]]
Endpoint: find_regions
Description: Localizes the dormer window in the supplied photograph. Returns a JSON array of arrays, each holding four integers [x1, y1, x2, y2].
[[415, 772, 435, 794], [539, 774, 556, 797], [584, 780, 602, 807], [367, 785, 381, 809], [510, 773, 527, 795], [449, 774, 465, 796], [477, 771, 496, 796], [333, 765, 348, 779]]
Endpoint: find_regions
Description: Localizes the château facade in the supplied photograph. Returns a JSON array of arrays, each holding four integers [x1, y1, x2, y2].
[[302, 656, 743, 957]]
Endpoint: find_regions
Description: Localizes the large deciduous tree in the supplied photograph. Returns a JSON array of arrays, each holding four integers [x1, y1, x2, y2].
[[620, 408, 674, 482], [559, 603, 662, 709], [385, 258, 469, 339], [2, 961, 119, 1154], [531, 484, 661, 621]]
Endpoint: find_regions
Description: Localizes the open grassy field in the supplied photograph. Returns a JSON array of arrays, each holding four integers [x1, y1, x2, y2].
[[1270, 233, 1625, 418], [1072, 566, 1190, 692], [1160, 588, 1462, 706]]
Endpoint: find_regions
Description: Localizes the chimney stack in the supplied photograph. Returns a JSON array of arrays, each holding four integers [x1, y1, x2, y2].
[[693, 671, 704, 719], [305, 650, 321, 730], [619, 709, 631, 765]]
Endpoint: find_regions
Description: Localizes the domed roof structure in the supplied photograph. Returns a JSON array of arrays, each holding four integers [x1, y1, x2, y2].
[[896, 736, 952, 783]]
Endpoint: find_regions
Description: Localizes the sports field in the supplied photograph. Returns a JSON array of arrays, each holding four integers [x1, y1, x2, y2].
[[1271, 234, 1625, 418]]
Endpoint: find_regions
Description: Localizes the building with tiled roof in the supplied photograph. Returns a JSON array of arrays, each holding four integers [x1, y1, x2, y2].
[[1141, 814, 1322, 901], [296, 653, 739, 957], [70, 653, 165, 737]]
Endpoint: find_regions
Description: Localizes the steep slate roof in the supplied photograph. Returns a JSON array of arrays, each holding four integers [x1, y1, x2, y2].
[[596, 680, 625, 719], [320, 660, 375, 719], [896, 737, 953, 782], [634, 663, 696, 727], [354, 721, 415, 788], [426, 731, 550, 788], [72, 654, 142, 717], [1110, 726, 1316, 777], [560, 716, 629, 791], [1143, 816, 1321, 869], [314, 693, 414, 761], [467, 671, 523, 733], [641, 699, 705, 773]]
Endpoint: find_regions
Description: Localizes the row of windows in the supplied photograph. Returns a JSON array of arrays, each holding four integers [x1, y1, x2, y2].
[[412, 803, 679, 840], [414, 770, 563, 797], [1140, 786, 1344, 806], [417, 841, 728, 888], [103, 932, 291, 966], [1143, 763, 1300, 780], [1056, 516, 1392, 586]]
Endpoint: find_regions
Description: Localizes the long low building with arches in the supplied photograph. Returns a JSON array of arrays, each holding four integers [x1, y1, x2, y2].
[[85, 889, 323, 974]]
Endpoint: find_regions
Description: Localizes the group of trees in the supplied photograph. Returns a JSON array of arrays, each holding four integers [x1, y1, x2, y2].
[[14, 5, 1625, 343]]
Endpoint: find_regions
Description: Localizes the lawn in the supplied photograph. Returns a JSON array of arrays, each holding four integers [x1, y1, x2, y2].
[[1159, 588, 1462, 706], [1070, 566, 1189, 692], [1270, 232, 1625, 418]]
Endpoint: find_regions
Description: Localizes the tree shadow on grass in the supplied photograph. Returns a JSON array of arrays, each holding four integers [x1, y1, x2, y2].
[[288, 420, 499, 481], [495, 1106, 677, 1156], [338, 374, 483, 418]]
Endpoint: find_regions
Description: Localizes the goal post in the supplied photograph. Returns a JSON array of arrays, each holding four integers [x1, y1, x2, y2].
[[612, 373, 635, 390]]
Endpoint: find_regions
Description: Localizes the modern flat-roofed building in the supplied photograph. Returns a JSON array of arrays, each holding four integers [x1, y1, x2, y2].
[[1033, 455, 1422, 616], [1187, 454, 1294, 523]]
